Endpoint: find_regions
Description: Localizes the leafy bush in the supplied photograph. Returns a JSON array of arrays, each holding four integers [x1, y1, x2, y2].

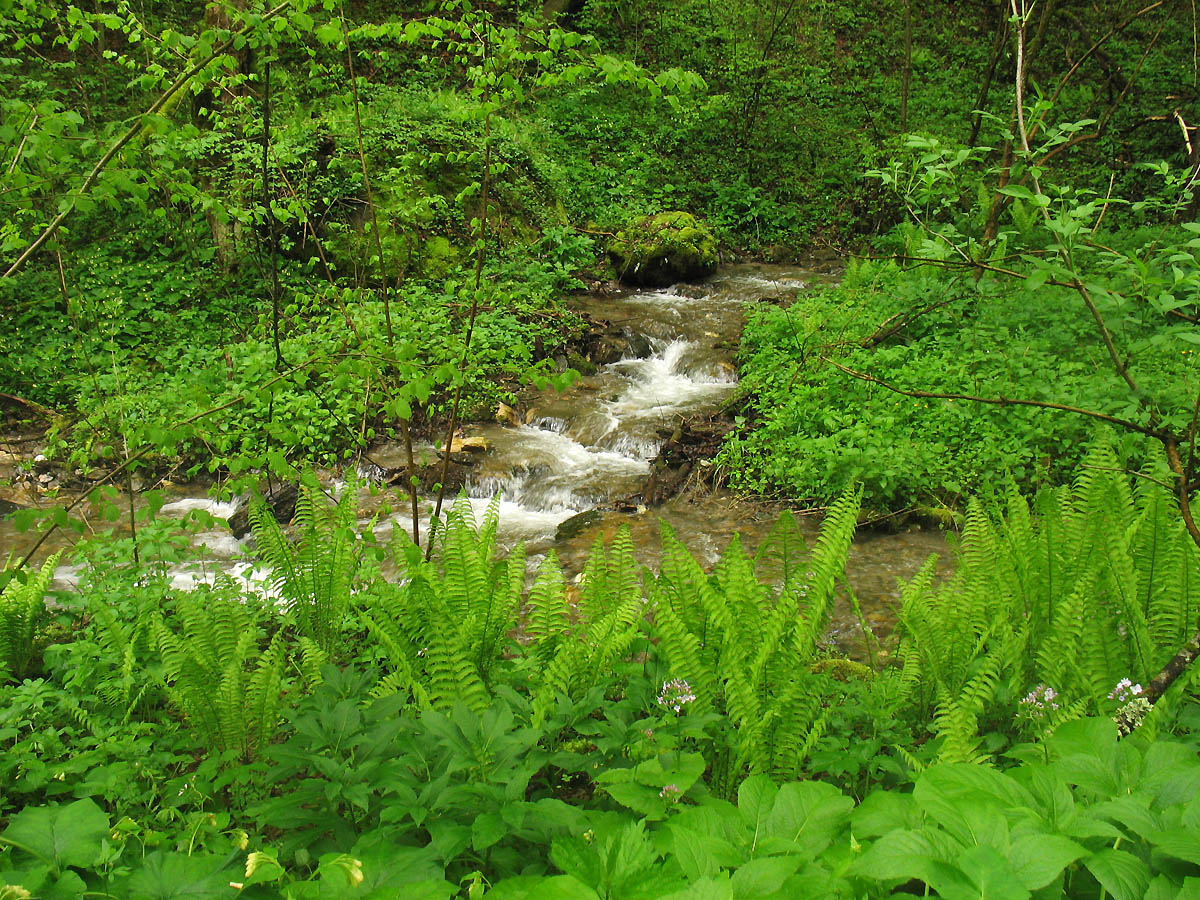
[[718, 254, 1197, 510]]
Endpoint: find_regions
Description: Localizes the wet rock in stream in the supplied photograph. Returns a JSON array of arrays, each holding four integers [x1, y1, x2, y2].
[[555, 509, 603, 542], [227, 482, 299, 538], [381, 456, 477, 495], [641, 417, 734, 506], [576, 319, 654, 366]]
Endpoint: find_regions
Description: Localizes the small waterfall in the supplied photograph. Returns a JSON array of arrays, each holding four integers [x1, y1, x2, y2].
[[458, 281, 753, 551]]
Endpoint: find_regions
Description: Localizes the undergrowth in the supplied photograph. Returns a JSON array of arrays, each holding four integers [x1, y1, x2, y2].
[[2, 444, 1199, 898]]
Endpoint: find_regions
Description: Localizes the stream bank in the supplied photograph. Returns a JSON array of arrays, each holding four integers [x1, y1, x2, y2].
[[1, 262, 953, 655]]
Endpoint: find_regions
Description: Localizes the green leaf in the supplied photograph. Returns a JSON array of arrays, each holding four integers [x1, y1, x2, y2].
[[1007, 834, 1087, 890], [667, 826, 720, 881], [472, 812, 506, 852], [999, 185, 1036, 200], [1024, 267, 1051, 292], [1147, 829, 1200, 866], [937, 845, 1030, 900], [761, 781, 852, 858], [602, 781, 667, 819], [549, 836, 602, 889], [1144, 874, 1181, 900], [1, 799, 109, 871], [658, 875, 734, 900], [512, 875, 602, 900], [849, 828, 950, 884], [913, 765, 1025, 846], [739, 775, 778, 853], [1084, 849, 1151, 900], [851, 790, 919, 838], [121, 851, 229, 899], [731, 856, 802, 899]]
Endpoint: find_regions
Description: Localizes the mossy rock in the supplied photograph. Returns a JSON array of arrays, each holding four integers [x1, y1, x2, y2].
[[609, 211, 718, 287]]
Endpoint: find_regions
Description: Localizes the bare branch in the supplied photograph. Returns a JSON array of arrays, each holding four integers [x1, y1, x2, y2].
[[819, 355, 1167, 439]]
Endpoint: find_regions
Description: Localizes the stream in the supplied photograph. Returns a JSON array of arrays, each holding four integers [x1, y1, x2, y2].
[[1, 263, 953, 655]]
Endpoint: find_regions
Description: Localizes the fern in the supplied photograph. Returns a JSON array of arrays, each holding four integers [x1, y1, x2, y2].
[[525, 552, 570, 663], [154, 590, 288, 760], [531, 526, 647, 726], [0, 552, 61, 682], [361, 497, 529, 712], [648, 489, 865, 790], [896, 438, 1200, 758], [251, 475, 361, 654], [80, 589, 161, 723]]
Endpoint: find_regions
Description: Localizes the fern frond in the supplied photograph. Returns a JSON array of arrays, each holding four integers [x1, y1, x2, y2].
[[294, 637, 328, 692], [155, 593, 288, 760], [754, 509, 809, 596], [793, 488, 861, 659], [0, 552, 61, 681], [525, 552, 569, 661], [251, 476, 359, 653], [246, 631, 287, 756]]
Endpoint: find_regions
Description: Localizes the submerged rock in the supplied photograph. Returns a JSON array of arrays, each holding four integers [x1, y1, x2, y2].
[[555, 508, 602, 542], [608, 211, 719, 287], [577, 321, 654, 366]]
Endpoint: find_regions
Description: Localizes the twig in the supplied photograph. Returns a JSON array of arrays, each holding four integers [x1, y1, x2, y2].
[[430, 15, 496, 558], [6, 113, 38, 176], [0, 393, 59, 419]]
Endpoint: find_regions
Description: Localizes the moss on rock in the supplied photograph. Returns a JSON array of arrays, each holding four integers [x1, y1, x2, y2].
[[608, 211, 718, 287]]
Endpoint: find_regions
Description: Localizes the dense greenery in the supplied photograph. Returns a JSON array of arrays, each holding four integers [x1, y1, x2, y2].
[[3, 0, 1200, 897], [3, 455, 1200, 898]]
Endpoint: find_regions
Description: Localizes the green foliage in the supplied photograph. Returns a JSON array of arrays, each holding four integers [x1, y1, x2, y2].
[[360, 497, 525, 711], [12, 708, 1200, 899], [0, 553, 60, 683], [650, 491, 862, 789], [721, 238, 1198, 509], [896, 440, 1200, 762], [4, 467, 1200, 899], [252, 475, 362, 654], [2, 1, 1199, 896], [153, 589, 290, 761], [530, 526, 646, 726]]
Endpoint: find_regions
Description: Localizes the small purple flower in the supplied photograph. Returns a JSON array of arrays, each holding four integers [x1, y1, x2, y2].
[[657, 678, 696, 713], [1108, 678, 1144, 703], [1019, 684, 1060, 720], [659, 784, 681, 800]]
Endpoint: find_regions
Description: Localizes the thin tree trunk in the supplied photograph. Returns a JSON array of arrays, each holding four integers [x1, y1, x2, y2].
[[900, 0, 912, 131], [343, 9, 421, 546], [968, 2, 1009, 146]]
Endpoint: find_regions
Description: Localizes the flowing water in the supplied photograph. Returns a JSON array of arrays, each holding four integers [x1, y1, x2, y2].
[[0, 263, 953, 653]]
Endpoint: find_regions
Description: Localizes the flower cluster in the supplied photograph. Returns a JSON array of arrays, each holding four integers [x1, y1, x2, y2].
[[656, 678, 696, 713], [1018, 684, 1059, 720], [659, 784, 681, 800], [1108, 677, 1144, 703]]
